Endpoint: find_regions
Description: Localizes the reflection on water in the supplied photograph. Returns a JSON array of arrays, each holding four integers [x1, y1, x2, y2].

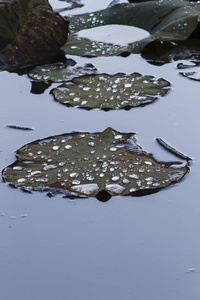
[[30, 81, 52, 94]]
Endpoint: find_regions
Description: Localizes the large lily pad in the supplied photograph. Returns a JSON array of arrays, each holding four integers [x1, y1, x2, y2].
[[28, 59, 97, 83], [51, 73, 171, 110], [63, 0, 200, 61], [0, 0, 69, 71], [2, 128, 189, 201]]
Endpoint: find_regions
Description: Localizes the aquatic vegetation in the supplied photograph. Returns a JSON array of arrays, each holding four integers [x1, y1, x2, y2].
[[28, 59, 97, 83], [2, 128, 189, 201], [51, 73, 171, 110], [63, 0, 200, 63], [1, 0, 192, 199]]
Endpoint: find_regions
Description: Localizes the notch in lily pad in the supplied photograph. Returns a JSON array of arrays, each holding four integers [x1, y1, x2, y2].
[[51, 72, 171, 110], [2, 128, 190, 202]]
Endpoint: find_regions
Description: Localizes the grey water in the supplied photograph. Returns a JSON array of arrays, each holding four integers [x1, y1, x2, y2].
[[1, 1, 200, 299]]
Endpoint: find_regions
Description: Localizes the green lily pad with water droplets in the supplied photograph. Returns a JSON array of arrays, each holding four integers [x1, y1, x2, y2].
[[63, 34, 127, 57], [63, 1, 200, 60], [28, 59, 97, 83], [51, 73, 171, 110], [2, 128, 189, 201]]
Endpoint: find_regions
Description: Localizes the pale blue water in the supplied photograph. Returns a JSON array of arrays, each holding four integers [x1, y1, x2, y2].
[[1, 1, 200, 299]]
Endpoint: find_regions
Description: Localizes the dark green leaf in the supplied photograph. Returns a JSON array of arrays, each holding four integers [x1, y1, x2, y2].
[[2, 128, 189, 200], [28, 59, 97, 82], [63, 1, 200, 61], [51, 73, 171, 110]]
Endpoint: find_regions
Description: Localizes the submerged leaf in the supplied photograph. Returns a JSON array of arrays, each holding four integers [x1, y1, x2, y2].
[[177, 59, 200, 80], [2, 128, 189, 201], [54, 0, 84, 13], [141, 40, 200, 65], [0, 0, 69, 71], [177, 61, 200, 69], [28, 59, 97, 83], [180, 71, 200, 81], [51, 73, 171, 110], [63, 1, 200, 61]]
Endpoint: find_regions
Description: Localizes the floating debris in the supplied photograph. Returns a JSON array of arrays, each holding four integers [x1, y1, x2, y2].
[[20, 214, 28, 218], [180, 71, 200, 81], [156, 138, 192, 162], [6, 125, 34, 131], [186, 268, 196, 274]]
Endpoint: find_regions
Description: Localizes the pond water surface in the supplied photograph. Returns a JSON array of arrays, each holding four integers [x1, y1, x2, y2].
[[1, 1, 200, 299]]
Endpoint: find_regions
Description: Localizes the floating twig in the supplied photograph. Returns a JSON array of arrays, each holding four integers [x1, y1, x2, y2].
[[156, 138, 192, 162], [6, 125, 34, 131]]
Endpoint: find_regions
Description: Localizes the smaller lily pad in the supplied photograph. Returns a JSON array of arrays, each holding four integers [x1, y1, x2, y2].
[[2, 128, 189, 201], [28, 59, 97, 83], [51, 73, 171, 110]]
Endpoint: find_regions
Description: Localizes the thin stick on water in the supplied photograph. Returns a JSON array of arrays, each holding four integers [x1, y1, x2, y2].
[[156, 138, 192, 162], [6, 125, 34, 131]]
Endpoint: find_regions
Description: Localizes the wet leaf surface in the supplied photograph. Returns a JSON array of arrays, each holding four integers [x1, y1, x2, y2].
[[64, 34, 128, 57], [63, 1, 200, 61], [2, 128, 189, 201], [28, 59, 97, 83], [51, 73, 171, 110], [0, 0, 69, 71]]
